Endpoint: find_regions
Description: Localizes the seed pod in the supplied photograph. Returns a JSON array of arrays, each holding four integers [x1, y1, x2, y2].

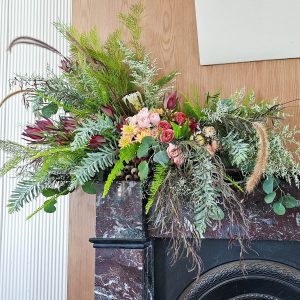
[[124, 165, 131, 173], [131, 168, 138, 175], [125, 174, 133, 181]]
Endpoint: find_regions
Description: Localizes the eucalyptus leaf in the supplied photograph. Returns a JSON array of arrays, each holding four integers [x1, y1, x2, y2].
[[137, 142, 150, 158], [138, 161, 149, 181], [280, 195, 297, 208], [264, 191, 276, 204], [263, 176, 274, 194], [41, 102, 58, 118], [44, 199, 57, 213], [82, 180, 98, 194], [42, 188, 58, 197], [273, 202, 286, 215], [153, 150, 170, 166]]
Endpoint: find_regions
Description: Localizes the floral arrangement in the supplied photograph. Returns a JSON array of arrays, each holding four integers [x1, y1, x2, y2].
[[1, 3, 300, 272]]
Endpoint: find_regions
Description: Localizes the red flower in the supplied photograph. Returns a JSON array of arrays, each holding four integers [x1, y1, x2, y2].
[[101, 106, 114, 118], [36, 119, 55, 131], [89, 135, 106, 149], [189, 118, 198, 132], [160, 129, 174, 143], [175, 112, 186, 125], [22, 126, 44, 141], [158, 120, 171, 131], [62, 118, 77, 133], [163, 91, 178, 110]]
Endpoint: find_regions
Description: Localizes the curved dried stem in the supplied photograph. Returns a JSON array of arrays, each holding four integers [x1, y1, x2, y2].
[[0, 89, 33, 108]]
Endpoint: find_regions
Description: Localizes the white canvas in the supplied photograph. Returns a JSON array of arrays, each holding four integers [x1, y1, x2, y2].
[[195, 0, 300, 65]]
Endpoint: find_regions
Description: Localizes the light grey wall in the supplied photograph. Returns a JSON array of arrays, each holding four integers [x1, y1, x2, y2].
[[0, 1, 71, 299]]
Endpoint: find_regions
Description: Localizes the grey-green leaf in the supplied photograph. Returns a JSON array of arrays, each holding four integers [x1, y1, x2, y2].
[[82, 181, 98, 194], [153, 150, 170, 166], [138, 161, 149, 181], [263, 176, 274, 194], [41, 103, 58, 118], [280, 195, 297, 208], [137, 142, 150, 158], [273, 202, 286, 215], [264, 191, 276, 204]]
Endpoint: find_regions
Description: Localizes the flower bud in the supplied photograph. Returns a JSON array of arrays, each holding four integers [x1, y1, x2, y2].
[[101, 105, 114, 118], [163, 91, 178, 110]]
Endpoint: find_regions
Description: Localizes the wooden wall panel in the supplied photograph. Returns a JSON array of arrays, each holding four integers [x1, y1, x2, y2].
[[69, 1, 300, 299]]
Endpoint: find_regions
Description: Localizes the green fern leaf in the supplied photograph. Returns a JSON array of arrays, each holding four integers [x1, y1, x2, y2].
[[74, 144, 116, 185], [102, 143, 139, 198], [7, 180, 44, 213], [145, 164, 167, 214]]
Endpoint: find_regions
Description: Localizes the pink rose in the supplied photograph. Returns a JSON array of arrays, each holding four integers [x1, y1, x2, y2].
[[175, 112, 187, 125], [137, 108, 151, 128], [160, 129, 174, 143], [173, 155, 184, 166], [149, 112, 160, 126], [158, 120, 171, 131], [137, 107, 149, 119], [166, 143, 184, 166]]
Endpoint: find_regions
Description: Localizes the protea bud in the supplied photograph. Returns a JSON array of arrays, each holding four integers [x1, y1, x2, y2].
[[62, 117, 77, 133], [22, 126, 44, 141], [101, 105, 114, 118], [163, 91, 178, 110], [36, 119, 55, 131], [89, 135, 105, 149], [59, 58, 71, 72]]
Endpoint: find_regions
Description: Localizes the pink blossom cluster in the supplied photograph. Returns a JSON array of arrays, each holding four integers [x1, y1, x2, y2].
[[127, 108, 160, 128]]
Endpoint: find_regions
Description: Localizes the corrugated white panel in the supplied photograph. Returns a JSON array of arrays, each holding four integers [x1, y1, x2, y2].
[[0, 1, 71, 300]]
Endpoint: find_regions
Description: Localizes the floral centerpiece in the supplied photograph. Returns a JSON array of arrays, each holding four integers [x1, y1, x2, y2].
[[1, 3, 300, 273]]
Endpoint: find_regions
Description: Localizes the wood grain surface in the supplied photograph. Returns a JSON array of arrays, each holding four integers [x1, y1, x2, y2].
[[69, 1, 300, 299]]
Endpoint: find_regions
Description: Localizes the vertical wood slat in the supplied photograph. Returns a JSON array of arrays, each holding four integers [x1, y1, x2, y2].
[[0, 1, 71, 300], [70, 0, 300, 298]]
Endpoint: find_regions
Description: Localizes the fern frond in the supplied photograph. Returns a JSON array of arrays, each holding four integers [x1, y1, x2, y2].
[[120, 2, 144, 59], [0, 140, 36, 156], [71, 115, 116, 151], [102, 143, 139, 198], [7, 179, 44, 213], [0, 155, 24, 176], [222, 132, 250, 167], [145, 164, 167, 214], [74, 144, 117, 185]]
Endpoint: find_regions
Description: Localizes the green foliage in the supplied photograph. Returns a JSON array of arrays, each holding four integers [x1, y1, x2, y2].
[[145, 164, 167, 214], [121, 43, 176, 108], [221, 131, 250, 169], [82, 180, 98, 194], [7, 179, 44, 213], [73, 144, 116, 185], [119, 2, 144, 59], [102, 143, 139, 197], [137, 136, 157, 158], [71, 115, 116, 150], [0, 155, 24, 176], [0, 140, 35, 156], [153, 150, 170, 167], [138, 161, 149, 181]]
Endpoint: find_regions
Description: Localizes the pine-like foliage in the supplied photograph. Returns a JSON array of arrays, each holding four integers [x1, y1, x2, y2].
[[0, 140, 35, 156], [73, 144, 117, 185], [222, 132, 250, 167], [7, 179, 44, 213], [71, 115, 116, 150], [102, 143, 139, 197], [121, 43, 176, 108], [145, 164, 167, 214]]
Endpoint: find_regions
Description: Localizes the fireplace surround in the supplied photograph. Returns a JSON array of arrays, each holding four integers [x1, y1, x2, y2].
[[89, 182, 300, 300]]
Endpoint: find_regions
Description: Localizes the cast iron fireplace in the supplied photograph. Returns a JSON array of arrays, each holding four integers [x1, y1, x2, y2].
[[89, 182, 300, 300]]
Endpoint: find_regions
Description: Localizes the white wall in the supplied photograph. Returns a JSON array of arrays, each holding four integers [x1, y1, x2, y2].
[[0, 1, 71, 299]]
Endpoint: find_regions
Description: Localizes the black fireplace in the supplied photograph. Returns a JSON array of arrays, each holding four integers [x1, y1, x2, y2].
[[89, 182, 300, 300]]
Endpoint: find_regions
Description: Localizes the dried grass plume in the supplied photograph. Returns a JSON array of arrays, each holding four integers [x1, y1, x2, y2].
[[246, 122, 269, 193]]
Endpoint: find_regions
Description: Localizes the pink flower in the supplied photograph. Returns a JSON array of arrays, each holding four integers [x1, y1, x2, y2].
[[158, 121, 171, 131], [166, 143, 184, 166], [149, 112, 160, 126], [160, 129, 174, 143], [137, 108, 151, 128], [127, 115, 137, 125], [101, 105, 114, 118], [175, 112, 187, 125], [163, 91, 178, 110], [89, 135, 106, 149]]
